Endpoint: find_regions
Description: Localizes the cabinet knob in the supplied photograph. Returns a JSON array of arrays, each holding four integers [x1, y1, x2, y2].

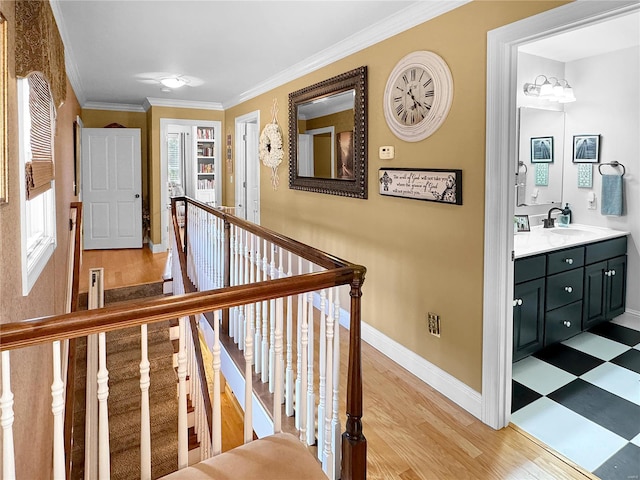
[[513, 298, 523, 307], [605, 270, 612, 277], [564, 286, 573, 293], [563, 321, 571, 328], [611, 269, 616, 276], [564, 258, 574, 265]]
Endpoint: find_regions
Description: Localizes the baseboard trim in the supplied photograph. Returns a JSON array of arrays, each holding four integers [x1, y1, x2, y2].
[[611, 309, 640, 331], [312, 293, 482, 420], [147, 239, 166, 254]]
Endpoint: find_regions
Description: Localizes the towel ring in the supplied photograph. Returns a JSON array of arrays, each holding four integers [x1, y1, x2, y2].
[[598, 161, 625, 177]]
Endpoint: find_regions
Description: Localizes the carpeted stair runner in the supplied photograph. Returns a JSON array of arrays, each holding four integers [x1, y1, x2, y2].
[[70, 282, 178, 479]]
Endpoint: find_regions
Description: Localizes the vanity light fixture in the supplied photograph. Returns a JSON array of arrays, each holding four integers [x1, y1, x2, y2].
[[160, 76, 189, 89], [523, 75, 576, 103]]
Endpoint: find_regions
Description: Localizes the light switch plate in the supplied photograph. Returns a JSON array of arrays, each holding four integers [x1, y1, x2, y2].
[[379, 146, 394, 160]]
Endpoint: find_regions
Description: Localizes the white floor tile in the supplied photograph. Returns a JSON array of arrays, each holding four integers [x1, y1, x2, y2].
[[632, 432, 640, 447], [581, 362, 640, 406], [562, 332, 630, 361], [511, 397, 628, 472], [512, 356, 576, 395]]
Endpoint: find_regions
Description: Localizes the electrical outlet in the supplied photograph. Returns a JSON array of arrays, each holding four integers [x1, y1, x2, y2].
[[427, 312, 440, 337]]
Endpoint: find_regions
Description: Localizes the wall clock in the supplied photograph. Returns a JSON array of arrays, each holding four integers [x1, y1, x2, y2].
[[383, 51, 453, 142]]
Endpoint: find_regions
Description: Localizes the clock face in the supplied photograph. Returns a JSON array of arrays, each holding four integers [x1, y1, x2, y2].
[[383, 51, 453, 142], [391, 66, 435, 126]]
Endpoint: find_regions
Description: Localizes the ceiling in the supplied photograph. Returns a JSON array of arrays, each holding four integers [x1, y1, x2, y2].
[[51, 0, 469, 111], [518, 10, 640, 62]]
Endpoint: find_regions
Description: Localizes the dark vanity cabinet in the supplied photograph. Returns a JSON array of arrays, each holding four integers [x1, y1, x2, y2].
[[583, 237, 628, 330], [514, 236, 627, 360]]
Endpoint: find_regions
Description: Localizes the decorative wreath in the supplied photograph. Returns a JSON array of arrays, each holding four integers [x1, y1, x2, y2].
[[259, 123, 284, 169]]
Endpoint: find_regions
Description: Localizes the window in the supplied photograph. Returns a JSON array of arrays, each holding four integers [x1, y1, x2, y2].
[[18, 73, 57, 295]]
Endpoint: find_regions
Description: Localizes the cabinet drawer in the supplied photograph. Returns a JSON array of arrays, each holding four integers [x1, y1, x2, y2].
[[546, 268, 584, 311], [547, 246, 584, 275], [545, 301, 582, 345], [515, 255, 546, 284], [585, 236, 627, 265]]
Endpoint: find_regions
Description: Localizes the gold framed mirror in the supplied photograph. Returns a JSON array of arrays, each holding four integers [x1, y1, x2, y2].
[[288, 66, 368, 199]]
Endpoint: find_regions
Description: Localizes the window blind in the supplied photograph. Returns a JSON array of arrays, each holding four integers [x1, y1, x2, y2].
[[25, 72, 55, 200]]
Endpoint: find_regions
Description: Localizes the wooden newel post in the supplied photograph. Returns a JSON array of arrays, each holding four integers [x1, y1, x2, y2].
[[342, 270, 367, 480], [222, 218, 231, 333]]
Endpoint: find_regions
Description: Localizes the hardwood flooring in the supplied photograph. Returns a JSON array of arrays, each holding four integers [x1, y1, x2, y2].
[[91, 248, 594, 480]]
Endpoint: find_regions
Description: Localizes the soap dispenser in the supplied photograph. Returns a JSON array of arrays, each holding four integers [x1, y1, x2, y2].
[[558, 203, 572, 227]]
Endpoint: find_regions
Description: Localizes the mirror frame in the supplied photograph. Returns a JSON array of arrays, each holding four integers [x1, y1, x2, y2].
[[288, 66, 368, 199]]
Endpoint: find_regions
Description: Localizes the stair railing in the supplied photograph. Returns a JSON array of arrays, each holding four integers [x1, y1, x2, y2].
[[0, 197, 367, 480], [171, 196, 367, 480]]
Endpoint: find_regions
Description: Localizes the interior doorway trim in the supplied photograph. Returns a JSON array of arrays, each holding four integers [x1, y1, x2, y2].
[[482, 0, 640, 430], [234, 110, 261, 223]]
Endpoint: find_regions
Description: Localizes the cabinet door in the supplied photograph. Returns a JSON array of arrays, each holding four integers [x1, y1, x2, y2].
[[606, 255, 627, 319], [583, 261, 607, 330], [513, 278, 545, 361]]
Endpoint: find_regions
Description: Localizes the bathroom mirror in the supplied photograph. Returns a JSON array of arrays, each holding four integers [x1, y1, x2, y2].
[[289, 66, 367, 199], [516, 107, 565, 207]]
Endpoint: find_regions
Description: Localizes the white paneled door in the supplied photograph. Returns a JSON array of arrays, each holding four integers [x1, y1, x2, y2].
[[82, 128, 142, 249]]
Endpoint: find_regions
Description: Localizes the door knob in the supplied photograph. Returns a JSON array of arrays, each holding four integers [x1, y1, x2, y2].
[[135, 194, 140, 198]]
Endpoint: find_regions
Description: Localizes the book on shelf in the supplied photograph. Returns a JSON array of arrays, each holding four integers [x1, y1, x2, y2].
[[197, 127, 215, 140], [198, 178, 215, 189], [199, 163, 214, 173]]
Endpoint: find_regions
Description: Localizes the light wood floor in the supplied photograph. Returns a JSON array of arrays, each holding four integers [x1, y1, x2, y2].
[[88, 248, 595, 480], [79, 248, 168, 293]]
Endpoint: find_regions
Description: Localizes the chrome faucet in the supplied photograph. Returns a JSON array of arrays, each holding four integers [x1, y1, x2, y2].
[[543, 207, 564, 228]]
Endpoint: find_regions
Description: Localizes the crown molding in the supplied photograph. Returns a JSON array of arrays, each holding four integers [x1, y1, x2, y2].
[[144, 97, 224, 111], [82, 102, 146, 113], [223, 0, 471, 108], [50, 0, 86, 105]]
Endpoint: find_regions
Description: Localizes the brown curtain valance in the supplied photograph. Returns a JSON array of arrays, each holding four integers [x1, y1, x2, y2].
[[15, 0, 66, 108]]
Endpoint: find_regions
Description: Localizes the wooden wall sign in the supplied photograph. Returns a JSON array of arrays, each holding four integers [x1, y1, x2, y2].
[[378, 168, 462, 205]]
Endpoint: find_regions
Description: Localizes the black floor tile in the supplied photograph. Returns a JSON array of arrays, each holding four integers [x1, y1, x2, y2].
[[511, 380, 542, 413], [611, 348, 640, 375], [548, 379, 640, 441], [594, 443, 640, 480], [533, 343, 604, 376], [589, 322, 640, 347]]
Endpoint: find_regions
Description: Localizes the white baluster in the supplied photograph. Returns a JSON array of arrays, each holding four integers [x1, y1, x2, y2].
[[139, 324, 151, 479], [97, 332, 110, 479], [230, 226, 237, 339], [268, 244, 276, 392], [299, 285, 308, 443], [1, 351, 15, 480], [254, 237, 263, 375], [212, 311, 222, 455], [285, 251, 294, 417], [237, 230, 245, 350], [261, 239, 269, 384], [317, 288, 327, 459], [52, 341, 65, 480], [323, 288, 335, 479], [244, 301, 254, 444], [248, 232, 256, 365], [273, 281, 284, 432], [332, 289, 342, 477], [306, 264, 316, 446], [295, 256, 303, 430], [177, 316, 188, 468]]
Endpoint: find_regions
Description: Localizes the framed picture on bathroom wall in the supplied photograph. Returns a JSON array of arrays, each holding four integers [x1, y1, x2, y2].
[[572, 134, 600, 163], [530, 136, 553, 163], [514, 214, 530, 232]]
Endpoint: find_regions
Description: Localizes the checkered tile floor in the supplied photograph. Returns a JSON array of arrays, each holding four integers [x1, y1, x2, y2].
[[511, 322, 640, 480]]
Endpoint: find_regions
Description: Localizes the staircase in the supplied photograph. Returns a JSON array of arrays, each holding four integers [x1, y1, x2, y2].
[[71, 282, 179, 479]]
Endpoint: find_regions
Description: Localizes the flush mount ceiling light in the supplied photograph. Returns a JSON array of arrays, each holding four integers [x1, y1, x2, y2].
[[523, 75, 576, 103], [160, 76, 189, 89]]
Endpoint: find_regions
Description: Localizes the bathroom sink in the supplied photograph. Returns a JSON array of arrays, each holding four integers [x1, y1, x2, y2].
[[549, 228, 594, 236]]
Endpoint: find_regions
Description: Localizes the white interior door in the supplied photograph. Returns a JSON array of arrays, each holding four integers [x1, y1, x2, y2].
[[235, 111, 260, 223], [82, 128, 142, 249]]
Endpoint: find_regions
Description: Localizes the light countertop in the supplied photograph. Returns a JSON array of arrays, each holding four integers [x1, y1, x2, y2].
[[514, 224, 629, 259]]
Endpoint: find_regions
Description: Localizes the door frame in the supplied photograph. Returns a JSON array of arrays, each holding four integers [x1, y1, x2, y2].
[[159, 118, 220, 252], [234, 110, 261, 223], [482, 0, 640, 429]]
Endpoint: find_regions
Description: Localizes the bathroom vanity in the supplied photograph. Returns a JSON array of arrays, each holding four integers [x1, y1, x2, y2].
[[513, 224, 628, 361]]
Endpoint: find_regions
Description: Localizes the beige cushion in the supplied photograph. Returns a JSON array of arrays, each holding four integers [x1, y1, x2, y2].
[[161, 433, 327, 480]]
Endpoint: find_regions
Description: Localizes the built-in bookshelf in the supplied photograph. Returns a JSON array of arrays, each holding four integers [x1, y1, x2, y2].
[[193, 124, 221, 205]]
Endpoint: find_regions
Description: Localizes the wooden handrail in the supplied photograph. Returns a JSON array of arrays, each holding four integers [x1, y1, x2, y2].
[[0, 269, 358, 352]]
